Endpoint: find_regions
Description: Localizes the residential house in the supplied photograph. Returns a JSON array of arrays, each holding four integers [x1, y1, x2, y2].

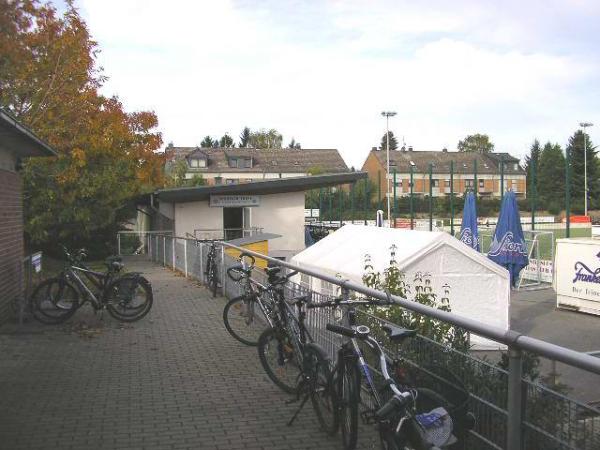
[[165, 145, 349, 185], [361, 147, 526, 199], [0, 109, 56, 323]]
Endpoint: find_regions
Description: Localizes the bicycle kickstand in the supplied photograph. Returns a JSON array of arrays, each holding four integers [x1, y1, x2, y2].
[[287, 393, 310, 426]]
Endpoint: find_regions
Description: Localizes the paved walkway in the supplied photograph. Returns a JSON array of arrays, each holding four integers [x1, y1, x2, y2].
[[0, 258, 378, 450]]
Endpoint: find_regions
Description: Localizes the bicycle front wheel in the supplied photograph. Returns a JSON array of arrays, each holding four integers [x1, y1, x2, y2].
[[257, 327, 302, 394], [337, 357, 361, 450], [106, 276, 153, 322], [223, 296, 269, 346], [30, 278, 79, 324]]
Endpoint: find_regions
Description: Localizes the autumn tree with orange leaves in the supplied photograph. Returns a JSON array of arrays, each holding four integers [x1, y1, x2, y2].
[[0, 0, 164, 255]]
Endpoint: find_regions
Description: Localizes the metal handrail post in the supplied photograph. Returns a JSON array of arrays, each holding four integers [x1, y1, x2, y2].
[[184, 239, 188, 277], [199, 243, 204, 283], [221, 245, 225, 296], [507, 347, 524, 450], [117, 233, 121, 255]]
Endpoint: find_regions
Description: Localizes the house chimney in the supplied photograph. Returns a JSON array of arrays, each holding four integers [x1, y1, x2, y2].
[[442, 147, 448, 152], [408, 146, 413, 151]]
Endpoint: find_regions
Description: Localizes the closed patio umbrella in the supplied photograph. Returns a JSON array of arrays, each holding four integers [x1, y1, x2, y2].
[[459, 191, 480, 251], [488, 191, 529, 287]]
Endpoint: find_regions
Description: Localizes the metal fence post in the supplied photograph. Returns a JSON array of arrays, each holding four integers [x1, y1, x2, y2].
[[319, 188, 323, 221], [163, 236, 166, 266], [338, 185, 343, 226], [117, 233, 121, 255], [377, 170, 382, 210], [221, 245, 225, 296], [566, 147, 571, 238], [429, 163, 433, 231], [172, 237, 176, 269], [393, 169, 397, 219], [450, 161, 455, 236], [507, 347, 524, 450], [328, 187, 333, 222], [184, 239, 188, 277], [410, 166, 414, 230], [474, 158, 478, 197], [364, 179, 369, 225], [531, 157, 536, 231], [350, 182, 355, 224], [199, 243, 204, 283], [501, 154, 505, 202]]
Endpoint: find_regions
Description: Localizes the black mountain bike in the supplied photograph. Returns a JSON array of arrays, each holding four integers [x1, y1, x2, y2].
[[30, 248, 153, 324], [223, 253, 277, 346], [255, 267, 337, 433], [204, 241, 219, 297]]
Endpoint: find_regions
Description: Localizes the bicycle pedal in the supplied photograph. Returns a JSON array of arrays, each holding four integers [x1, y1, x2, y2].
[[361, 410, 377, 425]]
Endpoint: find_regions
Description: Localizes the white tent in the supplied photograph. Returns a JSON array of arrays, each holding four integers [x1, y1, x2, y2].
[[291, 225, 510, 350]]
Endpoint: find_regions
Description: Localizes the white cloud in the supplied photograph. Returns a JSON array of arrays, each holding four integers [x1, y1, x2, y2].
[[79, 0, 600, 168]]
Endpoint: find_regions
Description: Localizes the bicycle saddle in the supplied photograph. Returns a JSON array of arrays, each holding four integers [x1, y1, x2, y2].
[[265, 266, 281, 277], [382, 324, 417, 343]]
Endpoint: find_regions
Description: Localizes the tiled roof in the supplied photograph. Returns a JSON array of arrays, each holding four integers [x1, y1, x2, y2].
[[165, 146, 349, 174], [368, 149, 524, 174]]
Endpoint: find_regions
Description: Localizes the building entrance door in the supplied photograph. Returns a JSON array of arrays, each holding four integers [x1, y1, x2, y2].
[[223, 207, 243, 240]]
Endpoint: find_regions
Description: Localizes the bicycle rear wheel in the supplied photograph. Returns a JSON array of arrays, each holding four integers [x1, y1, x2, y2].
[[106, 276, 153, 322], [337, 357, 361, 450], [304, 344, 338, 435], [223, 295, 269, 346], [257, 327, 302, 394], [30, 278, 79, 324]]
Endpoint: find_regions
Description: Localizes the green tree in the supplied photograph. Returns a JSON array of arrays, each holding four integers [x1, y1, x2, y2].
[[288, 138, 301, 149], [219, 133, 235, 148], [239, 126, 251, 147], [379, 131, 398, 151], [200, 135, 214, 147], [524, 139, 541, 197], [2, 1, 163, 256], [249, 128, 282, 148], [537, 142, 565, 213], [457, 134, 494, 153], [566, 130, 598, 211]]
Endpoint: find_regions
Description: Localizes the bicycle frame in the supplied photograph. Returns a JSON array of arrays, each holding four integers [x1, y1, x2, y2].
[[64, 264, 113, 309]]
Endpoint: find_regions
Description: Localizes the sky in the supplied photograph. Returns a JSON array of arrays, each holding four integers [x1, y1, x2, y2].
[[72, 0, 600, 168]]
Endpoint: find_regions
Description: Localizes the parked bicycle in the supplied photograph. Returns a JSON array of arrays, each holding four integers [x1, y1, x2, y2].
[[204, 241, 220, 297], [30, 247, 153, 324], [254, 270, 338, 434], [222, 253, 278, 345]]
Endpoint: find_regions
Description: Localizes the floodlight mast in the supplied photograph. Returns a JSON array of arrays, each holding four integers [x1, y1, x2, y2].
[[381, 111, 397, 227]]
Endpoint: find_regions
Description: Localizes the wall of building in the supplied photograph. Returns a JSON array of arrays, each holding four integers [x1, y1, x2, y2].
[[172, 191, 305, 254], [361, 152, 386, 201], [0, 159, 23, 324]]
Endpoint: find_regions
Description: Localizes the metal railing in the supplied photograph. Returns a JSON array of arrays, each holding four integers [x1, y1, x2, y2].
[[146, 233, 600, 450], [193, 227, 264, 241]]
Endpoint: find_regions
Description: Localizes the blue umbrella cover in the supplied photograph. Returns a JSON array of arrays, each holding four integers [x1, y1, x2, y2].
[[459, 191, 480, 251], [488, 191, 529, 287]]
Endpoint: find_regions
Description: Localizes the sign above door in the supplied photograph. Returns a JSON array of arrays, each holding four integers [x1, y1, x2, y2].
[[209, 195, 260, 207]]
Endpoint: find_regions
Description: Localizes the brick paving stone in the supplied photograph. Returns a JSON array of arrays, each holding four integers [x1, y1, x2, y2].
[[0, 257, 381, 450]]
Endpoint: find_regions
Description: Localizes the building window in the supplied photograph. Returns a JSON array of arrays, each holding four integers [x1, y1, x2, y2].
[[199, 158, 206, 168], [300, 273, 311, 290], [432, 179, 439, 188], [226, 179, 236, 185], [395, 179, 403, 187], [214, 176, 223, 185], [244, 158, 252, 168], [321, 280, 337, 297], [513, 163, 519, 171], [244, 179, 253, 183], [511, 179, 518, 190], [444, 180, 450, 188], [465, 179, 474, 188], [190, 159, 199, 168], [479, 179, 485, 188], [229, 158, 237, 168], [189, 158, 206, 168]]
